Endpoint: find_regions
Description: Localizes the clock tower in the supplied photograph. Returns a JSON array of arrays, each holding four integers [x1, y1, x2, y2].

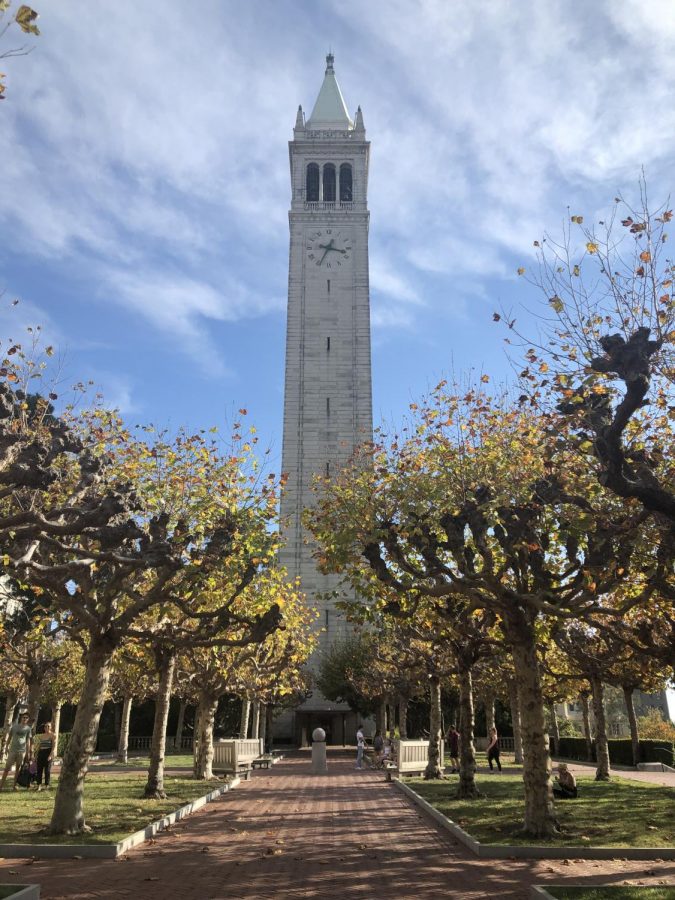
[[278, 55, 373, 745]]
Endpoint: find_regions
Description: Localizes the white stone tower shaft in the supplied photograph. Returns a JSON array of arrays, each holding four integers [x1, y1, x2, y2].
[[279, 56, 373, 730]]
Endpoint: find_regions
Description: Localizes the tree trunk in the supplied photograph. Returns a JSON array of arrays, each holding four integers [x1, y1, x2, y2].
[[51, 703, 62, 759], [457, 665, 481, 798], [49, 637, 115, 834], [548, 702, 560, 757], [1, 691, 17, 757], [265, 704, 274, 753], [26, 674, 42, 729], [113, 699, 121, 748], [387, 703, 396, 734], [144, 648, 176, 799], [117, 696, 133, 763], [508, 679, 524, 764], [174, 698, 187, 750], [398, 697, 408, 739], [259, 704, 267, 747], [623, 685, 640, 767], [580, 691, 593, 761], [375, 699, 386, 736], [591, 675, 611, 781], [193, 690, 219, 780], [250, 700, 260, 739], [239, 699, 250, 739], [424, 676, 444, 779], [483, 689, 496, 736], [504, 611, 555, 838]]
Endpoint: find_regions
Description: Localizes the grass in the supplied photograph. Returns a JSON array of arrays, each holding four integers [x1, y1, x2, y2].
[[406, 774, 675, 848], [547, 890, 675, 899], [108, 753, 194, 769], [0, 890, 34, 898], [0, 773, 223, 845], [444, 752, 521, 769]]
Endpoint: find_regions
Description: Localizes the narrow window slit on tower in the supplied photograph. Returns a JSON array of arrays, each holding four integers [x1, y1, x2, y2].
[[327, 279, 330, 294], [325, 461, 330, 478], [325, 609, 329, 629], [326, 397, 330, 417], [326, 336, 331, 352]]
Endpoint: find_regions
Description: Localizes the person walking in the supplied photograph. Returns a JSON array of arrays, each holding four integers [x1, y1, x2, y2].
[[0, 711, 33, 791], [446, 725, 460, 773], [355, 724, 366, 770], [486, 725, 502, 772], [34, 721, 55, 791]]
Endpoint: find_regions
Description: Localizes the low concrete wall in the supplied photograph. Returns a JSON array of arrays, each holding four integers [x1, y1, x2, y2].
[[0, 887, 40, 900]]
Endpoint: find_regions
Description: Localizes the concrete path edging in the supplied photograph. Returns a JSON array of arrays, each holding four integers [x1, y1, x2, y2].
[[393, 778, 675, 860], [530, 888, 556, 899], [0, 886, 40, 900], [0, 777, 240, 860]]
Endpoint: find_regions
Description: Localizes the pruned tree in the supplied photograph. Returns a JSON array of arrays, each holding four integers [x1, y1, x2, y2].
[[307, 383, 657, 837]]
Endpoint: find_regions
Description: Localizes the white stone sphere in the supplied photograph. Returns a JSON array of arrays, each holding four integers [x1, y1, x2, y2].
[[312, 727, 326, 742]]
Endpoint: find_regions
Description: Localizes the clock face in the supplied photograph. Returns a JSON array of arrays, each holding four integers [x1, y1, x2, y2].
[[306, 229, 352, 269]]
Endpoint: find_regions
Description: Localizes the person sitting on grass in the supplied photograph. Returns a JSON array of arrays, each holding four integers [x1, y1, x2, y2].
[[553, 763, 578, 799]]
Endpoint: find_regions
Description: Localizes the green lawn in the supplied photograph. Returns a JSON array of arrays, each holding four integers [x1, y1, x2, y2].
[[547, 889, 675, 900], [0, 773, 223, 845], [107, 753, 194, 769], [406, 775, 675, 848], [444, 752, 521, 769]]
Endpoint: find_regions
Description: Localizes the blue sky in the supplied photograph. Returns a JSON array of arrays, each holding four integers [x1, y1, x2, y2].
[[2, 0, 675, 471]]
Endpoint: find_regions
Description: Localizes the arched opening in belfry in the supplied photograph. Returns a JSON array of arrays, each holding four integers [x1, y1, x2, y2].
[[339, 164, 352, 202], [323, 163, 336, 203], [306, 163, 320, 202]]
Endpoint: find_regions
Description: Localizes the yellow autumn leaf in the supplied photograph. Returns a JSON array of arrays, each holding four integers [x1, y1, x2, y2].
[[586, 242, 599, 254], [517, 267, 525, 276], [15, 4, 39, 35]]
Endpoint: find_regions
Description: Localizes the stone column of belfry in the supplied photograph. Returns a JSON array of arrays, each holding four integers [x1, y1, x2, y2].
[[276, 54, 373, 745]]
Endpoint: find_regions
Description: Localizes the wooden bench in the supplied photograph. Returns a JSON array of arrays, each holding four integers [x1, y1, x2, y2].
[[211, 738, 263, 781], [251, 756, 273, 770]]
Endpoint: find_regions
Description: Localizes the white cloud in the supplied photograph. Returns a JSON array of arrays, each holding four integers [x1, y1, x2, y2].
[[2, 0, 675, 380]]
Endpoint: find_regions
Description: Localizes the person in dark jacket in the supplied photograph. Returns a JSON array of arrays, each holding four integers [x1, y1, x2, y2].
[[446, 725, 460, 773]]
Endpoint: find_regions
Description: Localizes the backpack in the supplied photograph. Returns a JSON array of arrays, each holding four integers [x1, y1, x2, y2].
[[16, 763, 31, 788]]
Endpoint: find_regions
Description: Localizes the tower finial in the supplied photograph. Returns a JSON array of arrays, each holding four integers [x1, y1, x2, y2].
[[325, 51, 334, 72]]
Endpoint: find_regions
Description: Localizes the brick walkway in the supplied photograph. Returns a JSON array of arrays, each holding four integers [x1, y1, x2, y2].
[[1, 754, 674, 899]]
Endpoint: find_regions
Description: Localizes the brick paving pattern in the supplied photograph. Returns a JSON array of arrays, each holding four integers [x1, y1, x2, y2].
[[1, 753, 673, 899]]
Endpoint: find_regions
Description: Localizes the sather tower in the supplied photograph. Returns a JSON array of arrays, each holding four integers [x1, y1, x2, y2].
[[278, 55, 373, 744]]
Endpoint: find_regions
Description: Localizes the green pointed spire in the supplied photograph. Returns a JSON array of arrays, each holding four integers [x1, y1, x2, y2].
[[306, 53, 353, 130]]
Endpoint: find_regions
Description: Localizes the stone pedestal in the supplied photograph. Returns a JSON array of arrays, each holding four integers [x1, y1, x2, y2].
[[311, 727, 328, 774]]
